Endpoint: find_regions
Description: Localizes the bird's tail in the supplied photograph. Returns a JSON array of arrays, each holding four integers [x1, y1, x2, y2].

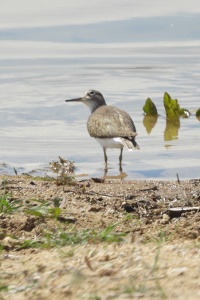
[[121, 136, 140, 150]]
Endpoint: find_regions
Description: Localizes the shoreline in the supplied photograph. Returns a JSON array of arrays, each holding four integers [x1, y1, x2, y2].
[[0, 174, 200, 299]]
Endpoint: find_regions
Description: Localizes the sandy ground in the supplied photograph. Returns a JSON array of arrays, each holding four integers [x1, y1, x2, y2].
[[0, 175, 200, 299]]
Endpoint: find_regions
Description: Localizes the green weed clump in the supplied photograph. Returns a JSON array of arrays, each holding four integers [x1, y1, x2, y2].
[[0, 194, 21, 214], [3, 220, 127, 251], [143, 92, 191, 119], [41, 221, 126, 248], [25, 198, 62, 219]]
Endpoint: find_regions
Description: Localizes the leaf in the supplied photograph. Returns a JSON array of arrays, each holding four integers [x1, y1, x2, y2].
[[26, 209, 44, 217], [196, 108, 200, 119], [163, 92, 190, 119], [26, 204, 50, 217], [0, 285, 9, 292], [49, 207, 62, 218], [143, 98, 158, 116], [196, 108, 200, 116], [53, 197, 61, 208], [163, 92, 180, 119]]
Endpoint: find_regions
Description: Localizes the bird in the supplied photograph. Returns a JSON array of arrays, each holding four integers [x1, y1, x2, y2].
[[65, 90, 139, 171]]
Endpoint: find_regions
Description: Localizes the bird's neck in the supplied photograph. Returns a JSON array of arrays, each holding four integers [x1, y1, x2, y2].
[[84, 100, 107, 113]]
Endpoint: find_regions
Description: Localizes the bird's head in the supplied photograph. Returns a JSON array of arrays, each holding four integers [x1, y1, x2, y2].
[[65, 90, 106, 113]]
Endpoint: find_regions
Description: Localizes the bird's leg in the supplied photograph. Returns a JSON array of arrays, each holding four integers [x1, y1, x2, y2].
[[119, 148, 123, 172], [103, 148, 108, 169], [102, 148, 108, 178], [103, 167, 108, 177]]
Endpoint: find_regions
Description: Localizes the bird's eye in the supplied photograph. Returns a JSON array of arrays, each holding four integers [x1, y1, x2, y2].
[[89, 91, 95, 96]]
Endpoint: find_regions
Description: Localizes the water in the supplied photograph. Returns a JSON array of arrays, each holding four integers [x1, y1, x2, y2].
[[0, 1, 200, 179]]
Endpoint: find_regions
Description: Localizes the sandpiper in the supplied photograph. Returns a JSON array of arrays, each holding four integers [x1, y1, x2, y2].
[[65, 90, 139, 170]]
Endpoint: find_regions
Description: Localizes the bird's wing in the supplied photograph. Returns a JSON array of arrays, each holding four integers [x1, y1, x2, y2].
[[87, 106, 137, 138]]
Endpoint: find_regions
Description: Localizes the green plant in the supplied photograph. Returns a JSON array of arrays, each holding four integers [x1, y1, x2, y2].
[[17, 239, 42, 250], [143, 98, 158, 116], [42, 221, 127, 248], [0, 285, 9, 292], [196, 108, 200, 121], [25, 202, 52, 218], [96, 222, 126, 242], [163, 92, 190, 119], [9, 226, 125, 250], [26, 198, 62, 219], [0, 219, 127, 251], [0, 194, 21, 214]]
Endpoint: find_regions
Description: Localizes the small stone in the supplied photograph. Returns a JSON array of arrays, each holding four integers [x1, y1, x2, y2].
[[167, 267, 188, 277], [30, 181, 36, 185], [62, 288, 72, 296], [98, 268, 115, 276], [187, 230, 199, 239], [99, 254, 110, 262], [1, 237, 20, 249], [161, 213, 170, 224], [88, 206, 102, 212]]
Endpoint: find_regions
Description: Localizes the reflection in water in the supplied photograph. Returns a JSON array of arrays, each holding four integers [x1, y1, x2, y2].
[[103, 168, 127, 180], [143, 115, 181, 148], [143, 115, 158, 134], [164, 118, 180, 142]]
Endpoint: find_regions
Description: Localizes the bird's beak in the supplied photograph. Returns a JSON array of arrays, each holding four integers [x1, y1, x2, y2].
[[65, 97, 83, 102]]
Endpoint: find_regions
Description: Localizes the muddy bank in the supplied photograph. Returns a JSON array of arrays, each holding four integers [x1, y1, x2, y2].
[[0, 175, 200, 299]]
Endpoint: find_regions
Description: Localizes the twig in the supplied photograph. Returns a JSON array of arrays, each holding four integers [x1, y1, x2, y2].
[[139, 186, 158, 192], [64, 188, 127, 198], [84, 256, 94, 271], [176, 173, 180, 184]]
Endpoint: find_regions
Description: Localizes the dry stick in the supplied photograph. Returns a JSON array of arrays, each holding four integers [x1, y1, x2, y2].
[[64, 188, 129, 198], [176, 173, 180, 184], [65, 188, 157, 199], [138, 186, 158, 192], [84, 256, 94, 271], [65, 184, 158, 198]]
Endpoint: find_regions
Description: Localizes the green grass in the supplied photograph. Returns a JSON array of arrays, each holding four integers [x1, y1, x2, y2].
[[0, 177, 22, 214], [17, 239, 42, 250], [43, 221, 126, 248], [6, 221, 127, 250], [0, 194, 21, 214], [0, 285, 9, 292], [25, 198, 62, 219]]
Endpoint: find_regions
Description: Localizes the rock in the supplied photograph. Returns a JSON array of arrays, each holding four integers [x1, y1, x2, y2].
[[167, 267, 188, 277], [1, 237, 20, 249], [160, 213, 170, 224]]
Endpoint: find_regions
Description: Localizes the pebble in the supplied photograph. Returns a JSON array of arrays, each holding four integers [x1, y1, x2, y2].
[[167, 267, 188, 276]]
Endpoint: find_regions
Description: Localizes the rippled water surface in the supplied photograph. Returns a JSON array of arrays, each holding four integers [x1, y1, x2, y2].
[[0, 1, 200, 179]]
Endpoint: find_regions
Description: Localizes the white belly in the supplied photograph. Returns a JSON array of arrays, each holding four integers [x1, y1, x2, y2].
[[95, 137, 124, 149]]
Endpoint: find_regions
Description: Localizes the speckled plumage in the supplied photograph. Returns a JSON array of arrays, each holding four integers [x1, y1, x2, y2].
[[87, 105, 137, 138]]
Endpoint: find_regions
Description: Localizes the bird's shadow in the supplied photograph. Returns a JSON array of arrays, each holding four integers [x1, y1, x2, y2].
[[102, 167, 127, 180]]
